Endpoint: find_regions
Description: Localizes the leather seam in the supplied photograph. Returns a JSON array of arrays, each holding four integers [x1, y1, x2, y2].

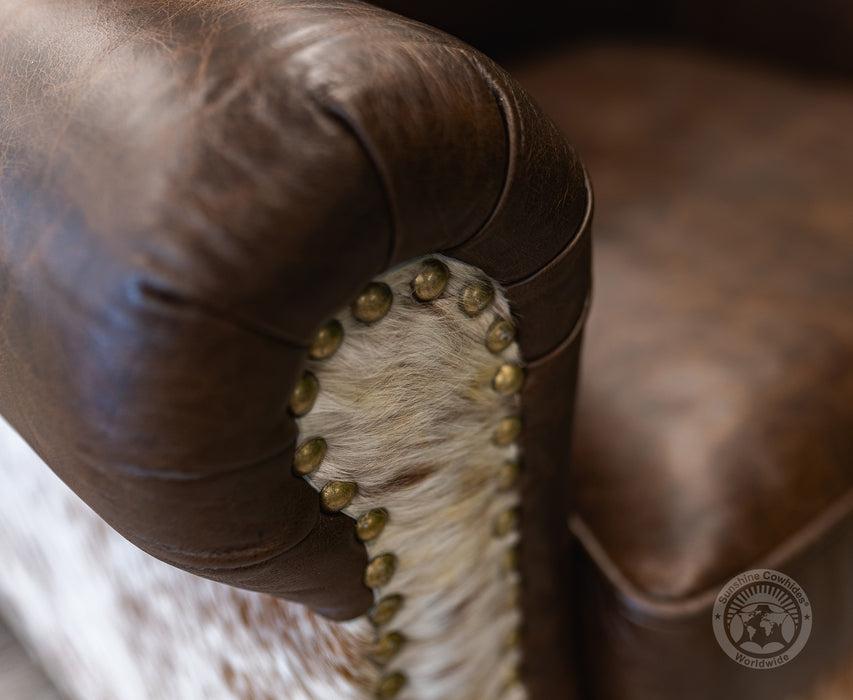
[[439, 49, 515, 256], [506, 166, 593, 290], [525, 292, 591, 368], [75, 437, 299, 482], [129, 506, 325, 571], [314, 95, 400, 271], [138, 279, 307, 350], [570, 485, 853, 620]]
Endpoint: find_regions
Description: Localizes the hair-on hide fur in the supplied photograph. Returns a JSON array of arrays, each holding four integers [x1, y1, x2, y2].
[[0, 254, 526, 700], [297, 255, 525, 700]]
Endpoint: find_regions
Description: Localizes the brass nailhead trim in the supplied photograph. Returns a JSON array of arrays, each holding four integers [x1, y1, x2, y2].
[[502, 666, 521, 690], [352, 282, 393, 324], [508, 582, 521, 607], [492, 416, 522, 446], [320, 481, 357, 512], [376, 672, 408, 699], [503, 626, 520, 651], [369, 595, 405, 627], [497, 460, 520, 491], [293, 438, 327, 476], [492, 363, 524, 396], [501, 545, 519, 574], [485, 318, 516, 354], [289, 371, 319, 416], [459, 279, 495, 317], [290, 276, 410, 690], [294, 265, 527, 698], [369, 631, 406, 666], [493, 508, 519, 538], [356, 508, 389, 543], [412, 258, 449, 301], [365, 553, 398, 588], [309, 320, 344, 360]]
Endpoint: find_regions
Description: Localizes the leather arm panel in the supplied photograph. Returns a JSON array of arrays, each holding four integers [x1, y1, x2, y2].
[[0, 0, 590, 641]]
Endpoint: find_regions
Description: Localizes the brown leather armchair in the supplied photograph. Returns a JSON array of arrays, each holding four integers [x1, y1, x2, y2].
[[0, 2, 850, 699]]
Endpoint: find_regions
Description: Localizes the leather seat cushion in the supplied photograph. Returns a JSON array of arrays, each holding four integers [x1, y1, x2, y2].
[[514, 45, 853, 698]]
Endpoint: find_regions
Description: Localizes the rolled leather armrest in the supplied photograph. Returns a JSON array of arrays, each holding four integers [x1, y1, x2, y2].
[[0, 0, 589, 650]]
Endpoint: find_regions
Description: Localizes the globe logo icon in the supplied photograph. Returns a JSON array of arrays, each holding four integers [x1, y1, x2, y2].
[[713, 569, 812, 669], [727, 590, 798, 655]]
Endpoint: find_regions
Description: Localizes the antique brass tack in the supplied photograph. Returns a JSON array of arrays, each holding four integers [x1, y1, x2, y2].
[[486, 318, 516, 354], [501, 545, 519, 574], [502, 665, 521, 690], [503, 626, 521, 651], [289, 371, 319, 416], [492, 363, 524, 396], [369, 631, 406, 666], [293, 438, 327, 476], [497, 460, 520, 491], [376, 672, 408, 699], [508, 582, 521, 607], [412, 258, 449, 301], [352, 282, 393, 324], [365, 553, 398, 588], [357, 508, 389, 543], [493, 508, 519, 537], [309, 319, 344, 360], [492, 416, 522, 446], [320, 481, 357, 512], [459, 279, 495, 317], [369, 595, 405, 627]]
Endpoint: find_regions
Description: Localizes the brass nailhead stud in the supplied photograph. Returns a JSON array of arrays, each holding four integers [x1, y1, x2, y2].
[[357, 508, 389, 543], [492, 363, 524, 396], [492, 416, 522, 446], [493, 508, 519, 537], [412, 258, 449, 301], [508, 582, 521, 607], [498, 460, 520, 491], [352, 282, 393, 324], [459, 279, 495, 317], [503, 626, 521, 651], [376, 672, 408, 699], [293, 438, 327, 476], [365, 553, 398, 588], [289, 371, 319, 416], [502, 666, 521, 690], [501, 545, 519, 574], [369, 631, 406, 665], [309, 320, 344, 360], [369, 595, 404, 627], [486, 318, 516, 354], [320, 481, 357, 512]]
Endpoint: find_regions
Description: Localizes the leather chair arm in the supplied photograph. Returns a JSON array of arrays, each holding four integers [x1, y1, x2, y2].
[[0, 0, 589, 633]]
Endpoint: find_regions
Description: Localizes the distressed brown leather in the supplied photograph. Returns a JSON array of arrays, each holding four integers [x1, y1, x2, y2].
[[516, 45, 853, 699], [0, 1, 590, 693]]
